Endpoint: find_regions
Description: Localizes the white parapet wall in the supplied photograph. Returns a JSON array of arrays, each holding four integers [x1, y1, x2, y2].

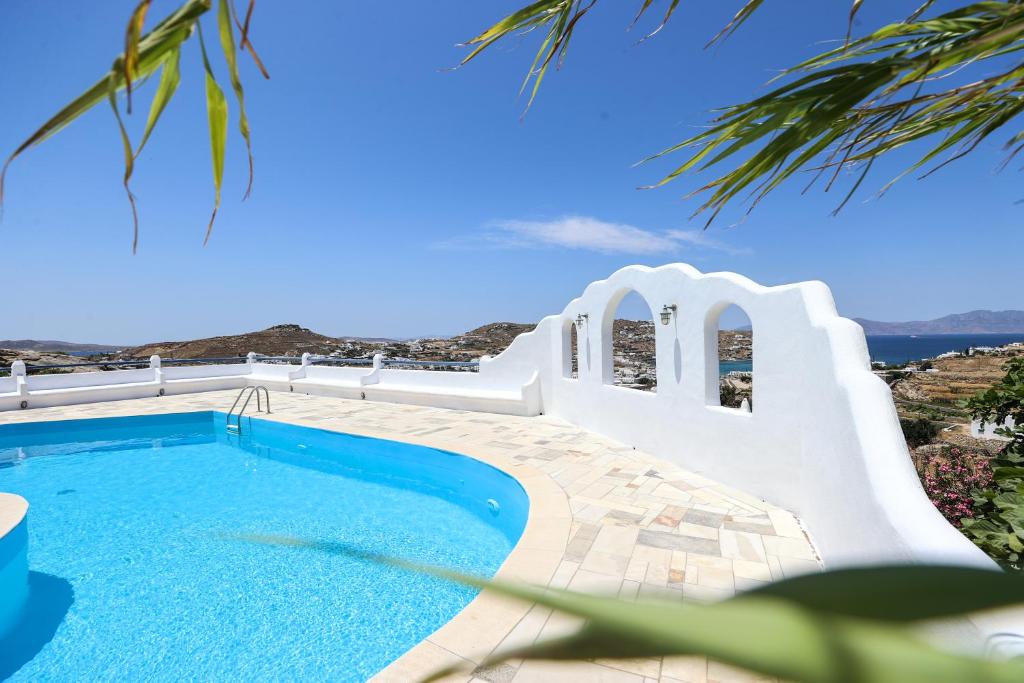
[[475, 265, 994, 565], [1, 262, 1019, 645]]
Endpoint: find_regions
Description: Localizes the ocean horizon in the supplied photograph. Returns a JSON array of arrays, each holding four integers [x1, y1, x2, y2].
[[718, 332, 1024, 374]]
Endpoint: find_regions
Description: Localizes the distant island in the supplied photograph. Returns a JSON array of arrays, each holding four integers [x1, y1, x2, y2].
[[0, 339, 123, 353], [854, 310, 1024, 335]]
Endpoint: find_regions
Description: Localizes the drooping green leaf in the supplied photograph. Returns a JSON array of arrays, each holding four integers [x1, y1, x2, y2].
[[106, 71, 140, 253], [123, 0, 154, 114], [738, 565, 1024, 622], [197, 22, 228, 244], [234, 535, 1024, 683], [135, 47, 182, 158], [218, 0, 254, 198], [0, 0, 209, 218]]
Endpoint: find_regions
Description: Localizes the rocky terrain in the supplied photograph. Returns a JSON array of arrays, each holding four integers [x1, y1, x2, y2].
[[120, 324, 341, 359], [884, 343, 1023, 450], [0, 349, 100, 374]]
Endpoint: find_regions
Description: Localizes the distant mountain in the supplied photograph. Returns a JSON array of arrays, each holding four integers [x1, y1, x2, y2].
[[0, 339, 122, 353], [119, 324, 341, 359], [855, 310, 1024, 335], [117, 322, 539, 361]]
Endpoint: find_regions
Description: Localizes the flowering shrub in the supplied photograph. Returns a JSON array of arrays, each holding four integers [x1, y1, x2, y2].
[[917, 448, 992, 527], [962, 356, 1024, 571]]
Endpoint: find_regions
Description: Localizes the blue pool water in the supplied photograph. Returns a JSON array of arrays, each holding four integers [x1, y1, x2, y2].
[[0, 412, 528, 681]]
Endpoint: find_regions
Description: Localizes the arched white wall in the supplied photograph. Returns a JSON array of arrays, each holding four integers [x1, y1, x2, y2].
[[484, 264, 999, 577]]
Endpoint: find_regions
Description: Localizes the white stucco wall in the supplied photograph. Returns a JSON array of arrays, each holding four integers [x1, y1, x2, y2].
[[477, 264, 990, 565], [972, 417, 1016, 441]]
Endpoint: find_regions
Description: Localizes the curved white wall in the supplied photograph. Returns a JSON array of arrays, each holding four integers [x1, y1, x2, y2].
[[483, 265, 1002, 570]]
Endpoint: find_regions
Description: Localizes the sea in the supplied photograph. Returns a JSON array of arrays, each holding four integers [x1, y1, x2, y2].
[[719, 333, 1024, 374], [863, 333, 1024, 365]]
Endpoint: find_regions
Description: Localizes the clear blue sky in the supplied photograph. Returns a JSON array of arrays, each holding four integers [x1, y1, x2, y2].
[[1, 1, 1020, 344]]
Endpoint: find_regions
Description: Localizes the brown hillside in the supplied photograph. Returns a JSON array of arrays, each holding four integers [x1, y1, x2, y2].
[[120, 324, 339, 359]]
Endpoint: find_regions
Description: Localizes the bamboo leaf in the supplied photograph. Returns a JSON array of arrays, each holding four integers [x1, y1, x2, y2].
[[123, 0, 153, 114], [197, 23, 228, 245], [234, 536, 1024, 683], [847, 0, 864, 45], [740, 565, 1024, 621], [230, 0, 269, 79], [218, 0, 254, 198], [106, 70, 140, 253], [0, 0, 209, 219], [136, 47, 182, 158]]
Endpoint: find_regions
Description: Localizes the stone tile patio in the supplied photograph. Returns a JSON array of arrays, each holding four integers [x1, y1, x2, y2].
[[0, 390, 820, 682]]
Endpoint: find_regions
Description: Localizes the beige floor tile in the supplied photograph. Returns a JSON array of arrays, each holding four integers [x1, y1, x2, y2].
[[514, 660, 644, 682], [1, 389, 820, 683], [661, 656, 708, 682]]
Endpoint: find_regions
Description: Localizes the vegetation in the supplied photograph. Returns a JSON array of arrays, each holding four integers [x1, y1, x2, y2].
[[915, 446, 993, 527], [900, 417, 939, 448], [463, 2, 1024, 225], [7, 2, 1024, 246], [241, 534, 1024, 683], [1, 0, 265, 252], [962, 357, 1024, 570], [719, 381, 738, 408]]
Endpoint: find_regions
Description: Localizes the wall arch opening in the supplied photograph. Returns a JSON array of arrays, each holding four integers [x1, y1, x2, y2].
[[606, 290, 657, 391], [708, 304, 753, 410]]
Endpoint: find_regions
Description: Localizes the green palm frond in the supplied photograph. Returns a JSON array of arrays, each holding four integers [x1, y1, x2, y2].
[[465, 1, 1024, 223], [1, 0, 266, 251], [235, 534, 1024, 683]]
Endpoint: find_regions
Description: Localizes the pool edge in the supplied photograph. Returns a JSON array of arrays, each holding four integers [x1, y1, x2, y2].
[[0, 408, 570, 680], [0, 494, 29, 640], [367, 431, 572, 682]]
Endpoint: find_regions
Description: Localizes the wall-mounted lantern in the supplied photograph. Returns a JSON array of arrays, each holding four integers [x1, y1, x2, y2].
[[575, 313, 589, 327], [660, 304, 677, 325]]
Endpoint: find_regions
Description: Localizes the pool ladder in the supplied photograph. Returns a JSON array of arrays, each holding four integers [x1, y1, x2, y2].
[[226, 385, 270, 434]]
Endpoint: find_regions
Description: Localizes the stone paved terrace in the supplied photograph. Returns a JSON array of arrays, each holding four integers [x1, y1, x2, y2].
[[0, 390, 821, 682]]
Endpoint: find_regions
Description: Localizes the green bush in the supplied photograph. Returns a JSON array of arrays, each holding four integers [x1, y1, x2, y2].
[[962, 357, 1024, 571], [900, 417, 938, 448]]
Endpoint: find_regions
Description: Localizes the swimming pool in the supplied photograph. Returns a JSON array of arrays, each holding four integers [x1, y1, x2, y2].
[[0, 412, 528, 681]]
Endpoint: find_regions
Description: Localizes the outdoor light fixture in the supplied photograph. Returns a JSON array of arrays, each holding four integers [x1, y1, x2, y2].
[[660, 304, 677, 325], [575, 313, 589, 327]]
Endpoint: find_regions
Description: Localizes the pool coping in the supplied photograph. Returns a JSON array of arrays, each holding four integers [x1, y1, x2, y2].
[[357, 426, 572, 682], [239, 409, 573, 680], [0, 404, 571, 682], [0, 493, 28, 540]]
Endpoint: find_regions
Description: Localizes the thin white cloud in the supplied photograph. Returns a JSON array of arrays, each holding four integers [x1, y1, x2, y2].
[[434, 215, 749, 255]]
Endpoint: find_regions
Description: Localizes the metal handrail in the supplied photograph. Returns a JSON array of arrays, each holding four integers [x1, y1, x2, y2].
[[162, 357, 249, 364], [226, 385, 270, 433], [22, 356, 250, 372], [12, 355, 481, 374], [24, 360, 150, 370], [381, 359, 479, 368]]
